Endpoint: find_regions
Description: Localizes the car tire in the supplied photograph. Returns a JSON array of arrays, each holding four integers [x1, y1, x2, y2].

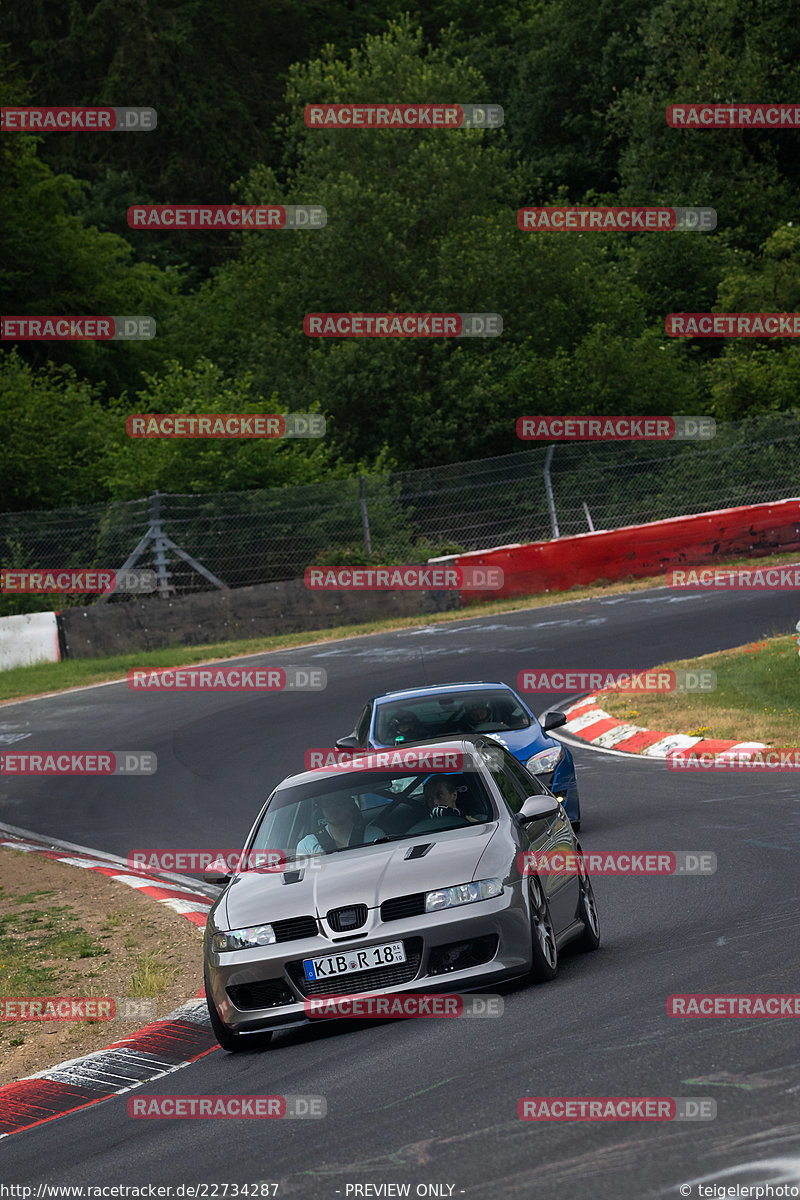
[[572, 820, 581, 832], [574, 870, 601, 952], [527, 876, 558, 982], [205, 972, 273, 1053]]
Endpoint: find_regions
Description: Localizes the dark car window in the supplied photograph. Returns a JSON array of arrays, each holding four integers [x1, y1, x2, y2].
[[373, 690, 531, 745], [504, 754, 548, 799], [490, 768, 526, 815], [485, 744, 546, 814], [356, 704, 372, 745]]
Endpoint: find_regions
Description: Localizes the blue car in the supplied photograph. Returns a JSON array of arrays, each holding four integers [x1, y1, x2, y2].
[[336, 681, 581, 827]]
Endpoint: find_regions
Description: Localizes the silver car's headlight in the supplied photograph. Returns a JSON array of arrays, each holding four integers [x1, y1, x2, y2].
[[211, 924, 276, 952], [526, 745, 563, 774], [425, 878, 503, 913]]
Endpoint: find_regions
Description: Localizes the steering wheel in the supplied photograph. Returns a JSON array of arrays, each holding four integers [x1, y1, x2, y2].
[[370, 776, 429, 826]]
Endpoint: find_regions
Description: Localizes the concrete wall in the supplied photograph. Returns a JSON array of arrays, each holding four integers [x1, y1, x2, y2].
[[0, 612, 61, 670], [58, 576, 459, 659]]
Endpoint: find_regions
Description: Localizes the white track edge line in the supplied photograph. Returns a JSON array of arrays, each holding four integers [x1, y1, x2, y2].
[[0, 819, 220, 898]]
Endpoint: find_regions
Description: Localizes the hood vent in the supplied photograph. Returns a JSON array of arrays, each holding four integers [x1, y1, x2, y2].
[[404, 843, 433, 860]]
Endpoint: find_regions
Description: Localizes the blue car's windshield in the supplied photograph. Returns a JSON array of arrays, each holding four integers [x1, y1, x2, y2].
[[374, 690, 531, 745]]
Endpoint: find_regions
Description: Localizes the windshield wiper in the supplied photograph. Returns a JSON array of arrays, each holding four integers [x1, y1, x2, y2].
[[366, 833, 420, 845]]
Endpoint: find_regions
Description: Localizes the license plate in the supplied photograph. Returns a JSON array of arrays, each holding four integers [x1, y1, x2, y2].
[[303, 941, 406, 982]]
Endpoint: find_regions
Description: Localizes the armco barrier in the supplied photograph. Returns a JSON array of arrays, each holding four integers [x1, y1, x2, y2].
[[444, 499, 800, 602], [0, 611, 61, 670]]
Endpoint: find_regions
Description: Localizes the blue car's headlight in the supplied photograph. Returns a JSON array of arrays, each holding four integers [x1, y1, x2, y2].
[[526, 745, 563, 774], [211, 924, 276, 952], [425, 878, 503, 913]]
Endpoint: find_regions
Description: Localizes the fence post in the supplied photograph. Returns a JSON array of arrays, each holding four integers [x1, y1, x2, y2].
[[544, 446, 560, 539], [359, 476, 372, 554], [149, 491, 174, 598]]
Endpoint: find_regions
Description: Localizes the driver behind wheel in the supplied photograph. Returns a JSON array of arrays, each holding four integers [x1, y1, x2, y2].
[[296, 794, 366, 854], [422, 775, 478, 822]]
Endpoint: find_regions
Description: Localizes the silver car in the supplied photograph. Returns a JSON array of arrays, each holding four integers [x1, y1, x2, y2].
[[203, 736, 600, 1051]]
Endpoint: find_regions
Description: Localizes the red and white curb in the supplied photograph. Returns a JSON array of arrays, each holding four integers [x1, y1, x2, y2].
[[0, 827, 218, 1138], [560, 694, 769, 760]]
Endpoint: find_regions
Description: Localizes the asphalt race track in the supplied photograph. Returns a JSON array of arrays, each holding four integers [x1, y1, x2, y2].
[[1, 585, 799, 1198]]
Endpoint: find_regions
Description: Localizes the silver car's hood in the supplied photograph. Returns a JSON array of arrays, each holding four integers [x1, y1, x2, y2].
[[221, 824, 498, 929]]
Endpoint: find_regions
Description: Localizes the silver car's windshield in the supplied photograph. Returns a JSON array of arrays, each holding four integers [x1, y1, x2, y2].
[[249, 769, 496, 860], [374, 691, 532, 744]]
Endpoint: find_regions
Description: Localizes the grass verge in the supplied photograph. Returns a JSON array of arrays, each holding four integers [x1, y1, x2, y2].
[[599, 635, 800, 746], [3, 550, 799, 704], [0, 848, 204, 1085]]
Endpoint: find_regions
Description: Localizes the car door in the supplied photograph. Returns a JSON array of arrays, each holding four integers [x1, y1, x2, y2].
[[488, 745, 578, 934]]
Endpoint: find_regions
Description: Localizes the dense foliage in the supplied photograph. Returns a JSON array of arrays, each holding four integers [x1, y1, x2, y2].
[[2, 0, 799, 510]]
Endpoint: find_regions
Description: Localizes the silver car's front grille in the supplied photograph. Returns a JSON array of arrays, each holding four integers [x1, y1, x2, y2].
[[326, 904, 368, 933], [286, 937, 423, 996], [272, 915, 318, 942], [380, 893, 426, 921], [227, 979, 297, 1009]]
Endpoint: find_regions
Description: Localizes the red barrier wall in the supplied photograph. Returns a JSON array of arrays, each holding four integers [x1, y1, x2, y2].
[[448, 498, 800, 602]]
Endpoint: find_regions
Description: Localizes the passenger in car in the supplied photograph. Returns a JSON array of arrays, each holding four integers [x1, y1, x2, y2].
[[460, 701, 492, 731], [423, 776, 478, 822], [296, 795, 366, 854], [390, 709, 427, 743]]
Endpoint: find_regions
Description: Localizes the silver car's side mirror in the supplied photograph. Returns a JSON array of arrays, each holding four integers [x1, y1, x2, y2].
[[335, 735, 361, 749], [203, 856, 233, 885], [517, 794, 561, 823]]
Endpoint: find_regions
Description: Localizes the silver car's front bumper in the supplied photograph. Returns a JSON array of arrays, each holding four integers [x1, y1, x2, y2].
[[205, 885, 531, 1035]]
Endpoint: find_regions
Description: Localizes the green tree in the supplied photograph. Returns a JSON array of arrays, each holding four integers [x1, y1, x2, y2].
[[103, 358, 338, 499], [0, 351, 116, 510], [706, 224, 800, 418], [0, 48, 180, 395], [612, 0, 800, 248]]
